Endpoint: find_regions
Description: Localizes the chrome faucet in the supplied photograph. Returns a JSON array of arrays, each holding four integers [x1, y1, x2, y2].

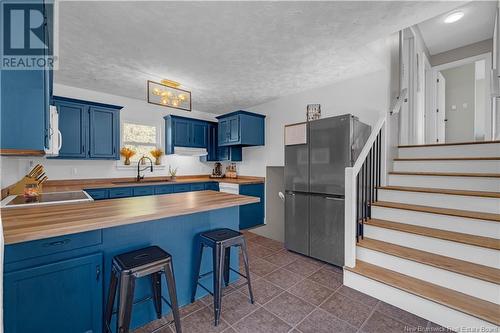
[[137, 156, 153, 181]]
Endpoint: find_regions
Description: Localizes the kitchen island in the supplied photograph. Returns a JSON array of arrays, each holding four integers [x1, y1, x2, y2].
[[2, 190, 259, 333]]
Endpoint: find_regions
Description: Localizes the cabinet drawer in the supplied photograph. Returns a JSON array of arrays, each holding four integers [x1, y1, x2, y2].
[[133, 186, 154, 197], [5, 230, 102, 264], [190, 183, 205, 191], [84, 188, 109, 200], [173, 184, 191, 193], [155, 185, 173, 195], [109, 187, 133, 198], [205, 182, 219, 191]]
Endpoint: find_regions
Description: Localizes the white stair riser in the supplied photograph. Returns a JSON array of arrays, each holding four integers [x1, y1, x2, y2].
[[398, 143, 500, 158], [344, 270, 497, 331], [371, 206, 500, 239], [378, 190, 500, 214], [363, 224, 500, 268], [356, 247, 500, 304], [388, 174, 500, 191], [393, 160, 500, 173]]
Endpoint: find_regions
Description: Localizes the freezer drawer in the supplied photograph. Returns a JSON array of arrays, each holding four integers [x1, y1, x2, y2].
[[284, 192, 309, 256], [309, 195, 344, 266]]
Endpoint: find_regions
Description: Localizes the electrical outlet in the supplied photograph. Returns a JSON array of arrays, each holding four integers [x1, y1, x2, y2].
[[71, 168, 78, 176]]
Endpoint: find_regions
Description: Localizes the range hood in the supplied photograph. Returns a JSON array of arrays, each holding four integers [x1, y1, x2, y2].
[[173, 147, 208, 156]]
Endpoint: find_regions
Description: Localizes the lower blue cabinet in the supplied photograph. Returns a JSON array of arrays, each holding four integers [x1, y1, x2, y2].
[[133, 186, 155, 197], [85, 188, 109, 200], [109, 187, 133, 199], [239, 184, 265, 229], [173, 184, 191, 193], [4, 253, 103, 333], [205, 182, 219, 191], [190, 183, 205, 191], [154, 185, 173, 195]]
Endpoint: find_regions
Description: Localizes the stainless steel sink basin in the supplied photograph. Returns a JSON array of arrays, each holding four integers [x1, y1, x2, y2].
[[112, 179, 172, 185]]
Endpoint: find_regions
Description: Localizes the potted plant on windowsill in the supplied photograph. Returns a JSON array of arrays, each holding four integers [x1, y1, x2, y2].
[[120, 147, 136, 166], [150, 148, 164, 165]]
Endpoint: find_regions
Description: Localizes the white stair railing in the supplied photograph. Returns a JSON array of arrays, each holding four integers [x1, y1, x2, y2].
[[344, 115, 387, 268]]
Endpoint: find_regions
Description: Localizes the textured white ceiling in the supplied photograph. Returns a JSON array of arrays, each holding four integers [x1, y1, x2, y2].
[[55, 1, 462, 113], [417, 1, 497, 55]]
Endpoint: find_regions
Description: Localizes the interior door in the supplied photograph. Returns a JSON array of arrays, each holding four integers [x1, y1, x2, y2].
[[437, 72, 446, 143], [309, 195, 344, 266], [284, 192, 309, 256]]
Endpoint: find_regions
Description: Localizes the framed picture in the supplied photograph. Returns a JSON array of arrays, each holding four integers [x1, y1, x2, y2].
[[307, 104, 321, 121]]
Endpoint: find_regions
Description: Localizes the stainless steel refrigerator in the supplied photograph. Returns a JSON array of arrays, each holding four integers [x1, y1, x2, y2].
[[284, 114, 370, 266]]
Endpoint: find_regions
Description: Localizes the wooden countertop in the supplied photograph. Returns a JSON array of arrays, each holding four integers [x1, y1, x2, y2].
[[38, 175, 264, 194], [1, 190, 259, 245]]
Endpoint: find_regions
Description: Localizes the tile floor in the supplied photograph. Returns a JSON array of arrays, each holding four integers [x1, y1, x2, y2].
[[134, 231, 448, 333]]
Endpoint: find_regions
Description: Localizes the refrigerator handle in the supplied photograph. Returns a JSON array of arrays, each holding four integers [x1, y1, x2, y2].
[[325, 196, 344, 201]]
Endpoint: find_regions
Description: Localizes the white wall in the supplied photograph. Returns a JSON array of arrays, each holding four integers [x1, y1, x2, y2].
[[0, 84, 218, 188]]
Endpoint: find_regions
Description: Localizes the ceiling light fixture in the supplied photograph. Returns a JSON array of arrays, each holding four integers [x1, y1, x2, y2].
[[444, 11, 464, 24], [147, 80, 191, 111]]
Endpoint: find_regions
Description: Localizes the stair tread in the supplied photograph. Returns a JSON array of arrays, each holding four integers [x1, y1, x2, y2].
[[372, 201, 500, 222], [364, 218, 500, 250], [398, 140, 500, 148], [394, 157, 500, 161], [378, 186, 500, 199], [345, 261, 500, 325], [389, 171, 500, 178], [358, 238, 500, 284]]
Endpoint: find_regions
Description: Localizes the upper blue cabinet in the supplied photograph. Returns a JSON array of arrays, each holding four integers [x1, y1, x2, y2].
[[165, 115, 208, 154], [0, 0, 52, 156], [216, 111, 265, 147], [202, 122, 242, 162], [52, 96, 122, 160]]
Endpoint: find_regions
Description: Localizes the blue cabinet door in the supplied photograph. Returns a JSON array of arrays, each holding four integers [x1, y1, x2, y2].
[[133, 186, 155, 196], [227, 115, 240, 143], [239, 184, 265, 229], [109, 187, 133, 198], [85, 188, 109, 200], [4, 253, 103, 333], [173, 184, 191, 193], [190, 183, 205, 191], [56, 100, 88, 158], [89, 106, 119, 159], [173, 118, 191, 147], [155, 185, 173, 195], [191, 122, 207, 148], [218, 119, 229, 145]]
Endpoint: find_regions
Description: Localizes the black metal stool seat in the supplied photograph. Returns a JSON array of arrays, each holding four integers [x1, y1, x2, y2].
[[104, 246, 182, 333], [192, 228, 254, 326]]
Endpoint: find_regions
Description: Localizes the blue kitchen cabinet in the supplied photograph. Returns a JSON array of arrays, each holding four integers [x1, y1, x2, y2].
[[53, 96, 122, 160], [190, 183, 206, 191], [0, 0, 52, 155], [4, 253, 103, 333], [216, 111, 265, 147], [165, 115, 208, 153], [239, 183, 265, 229], [89, 106, 120, 159], [202, 122, 242, 162], [85, 188, 109, 200], [154, 185, 173, 195], [109, 187, 133, 198], [56, 100, 88, 158], [133, 186, 155, 196], [205, 182, 219, 191], [173, 184, 191, 193]]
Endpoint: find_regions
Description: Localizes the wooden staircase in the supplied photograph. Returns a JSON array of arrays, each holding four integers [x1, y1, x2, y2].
[[344, 141, 500, 331]]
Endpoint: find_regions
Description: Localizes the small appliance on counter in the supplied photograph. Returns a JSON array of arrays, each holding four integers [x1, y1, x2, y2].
[[225, 163, 238, 179], [210, 162, 224, 178]]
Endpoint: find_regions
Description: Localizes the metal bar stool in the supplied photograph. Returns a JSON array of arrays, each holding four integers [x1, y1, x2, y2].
[[104, 246, 182, 333], [191, 228, 254, 326]]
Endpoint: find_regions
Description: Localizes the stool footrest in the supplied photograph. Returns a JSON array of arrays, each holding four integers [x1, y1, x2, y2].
[[196, 282, 214, 296]]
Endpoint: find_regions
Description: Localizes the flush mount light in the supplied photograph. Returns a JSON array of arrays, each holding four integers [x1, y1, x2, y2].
[[444, 11, 464, 24], [147, 80, 192, 111]]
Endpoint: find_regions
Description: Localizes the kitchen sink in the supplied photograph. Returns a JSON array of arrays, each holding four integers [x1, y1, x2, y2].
[[112, 179, 172, 185]]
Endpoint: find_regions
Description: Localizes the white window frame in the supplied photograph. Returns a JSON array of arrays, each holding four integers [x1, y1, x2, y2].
[[116, 120, 165, 169]]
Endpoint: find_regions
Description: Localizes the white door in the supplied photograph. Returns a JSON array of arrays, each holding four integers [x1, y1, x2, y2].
[[436, 72, 446, 143]]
